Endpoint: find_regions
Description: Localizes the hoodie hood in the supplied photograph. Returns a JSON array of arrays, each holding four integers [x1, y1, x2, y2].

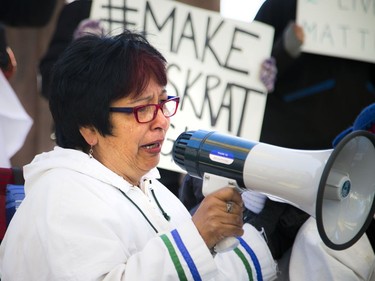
[[23, 146, 161, 193]]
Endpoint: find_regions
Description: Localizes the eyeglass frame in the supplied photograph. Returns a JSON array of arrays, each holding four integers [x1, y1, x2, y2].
[[109, 96, 180, 124]]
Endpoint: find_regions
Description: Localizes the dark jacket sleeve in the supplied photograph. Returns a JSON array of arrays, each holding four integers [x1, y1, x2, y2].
[[255, 0, 300, 78], [179, 174, 205, 215]]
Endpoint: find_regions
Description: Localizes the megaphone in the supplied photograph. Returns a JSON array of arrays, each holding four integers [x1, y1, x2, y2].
[[172, 129, 375, 251]]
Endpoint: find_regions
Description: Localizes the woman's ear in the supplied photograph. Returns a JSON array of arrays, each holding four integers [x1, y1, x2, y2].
[[79, 126, 98, 146]]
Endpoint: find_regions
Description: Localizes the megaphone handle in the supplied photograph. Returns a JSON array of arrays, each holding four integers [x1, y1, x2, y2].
[[214, 236, 239, 253], [201, 173, 242, 253]]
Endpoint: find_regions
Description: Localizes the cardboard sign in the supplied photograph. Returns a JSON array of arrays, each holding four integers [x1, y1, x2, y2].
[[91, 0, 274, 172], [297, 0, 375, 63]]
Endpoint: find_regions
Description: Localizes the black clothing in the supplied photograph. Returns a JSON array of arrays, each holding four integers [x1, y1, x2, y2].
[[39, 0, 92, 99], [0, 0, 56, 27], [253, 0, 374, 256]]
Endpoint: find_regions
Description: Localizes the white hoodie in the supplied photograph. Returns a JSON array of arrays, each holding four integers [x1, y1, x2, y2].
[[0, 147, 277, 281]]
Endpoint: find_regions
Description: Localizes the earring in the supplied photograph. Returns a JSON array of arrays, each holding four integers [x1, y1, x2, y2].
[[88, 145, 94, 158]]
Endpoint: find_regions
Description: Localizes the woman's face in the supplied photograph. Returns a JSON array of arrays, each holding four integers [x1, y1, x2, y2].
[[93, 78, 170, 185]]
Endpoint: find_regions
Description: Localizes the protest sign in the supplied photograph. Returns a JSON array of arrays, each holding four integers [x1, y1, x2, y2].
[[91, 0, 274, 172], [297, 0, 375, 63]]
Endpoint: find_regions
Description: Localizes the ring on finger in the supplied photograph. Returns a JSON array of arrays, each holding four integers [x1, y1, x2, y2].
[[226, 201, 233, 213]]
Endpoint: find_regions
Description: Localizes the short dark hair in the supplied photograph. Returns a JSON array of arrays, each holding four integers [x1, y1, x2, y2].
[[49, 30, 167, 152]]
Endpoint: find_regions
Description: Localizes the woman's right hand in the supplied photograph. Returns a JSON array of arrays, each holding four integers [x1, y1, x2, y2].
[[192, 186, 244, 249]]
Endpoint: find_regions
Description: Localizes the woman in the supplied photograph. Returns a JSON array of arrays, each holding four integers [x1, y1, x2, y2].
[[0, 30, 276, 280]]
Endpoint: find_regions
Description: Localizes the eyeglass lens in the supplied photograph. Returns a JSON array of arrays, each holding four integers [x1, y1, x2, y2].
[[136, 99, 178, 123]]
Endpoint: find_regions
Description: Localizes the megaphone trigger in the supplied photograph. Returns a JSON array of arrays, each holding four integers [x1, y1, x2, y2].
[[202, 173, 244, 196]]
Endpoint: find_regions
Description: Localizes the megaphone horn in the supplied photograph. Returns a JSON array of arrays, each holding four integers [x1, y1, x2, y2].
[[172, 129, 375, 250]]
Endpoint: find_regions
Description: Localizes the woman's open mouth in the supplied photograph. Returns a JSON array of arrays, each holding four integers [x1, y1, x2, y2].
[[143, 142, 160, 149]]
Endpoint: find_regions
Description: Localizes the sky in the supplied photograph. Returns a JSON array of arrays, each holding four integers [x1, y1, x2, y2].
[[220, 0, 265, 22]]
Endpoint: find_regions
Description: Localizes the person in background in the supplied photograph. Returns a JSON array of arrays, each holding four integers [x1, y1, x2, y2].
[[0, 30, 278, 280], [253, 0, 374, 260]]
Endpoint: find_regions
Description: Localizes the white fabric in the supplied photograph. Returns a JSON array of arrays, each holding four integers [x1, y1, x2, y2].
[[242, 190, 267, 214], [242, 223, 278, 280], [0, 147, 277, 280], [289, 217, 375, 281], [0, 71, 33, 167]]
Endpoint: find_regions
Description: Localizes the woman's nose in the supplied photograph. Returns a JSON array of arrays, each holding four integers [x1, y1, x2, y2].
[[153, 107, 170, 129]]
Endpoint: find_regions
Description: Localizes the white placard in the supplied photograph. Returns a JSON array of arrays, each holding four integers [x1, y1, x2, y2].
[[0, 72, 33, 167], [297, 0, 375, 63], [91, 0, 274, 172]]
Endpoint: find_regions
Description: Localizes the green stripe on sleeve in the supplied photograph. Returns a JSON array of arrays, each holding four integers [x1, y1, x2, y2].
[[234, 247, 254, 281], [161, 234, 188, 281]]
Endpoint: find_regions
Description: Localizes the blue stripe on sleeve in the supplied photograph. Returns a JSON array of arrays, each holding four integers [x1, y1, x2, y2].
[[238, 237, 263, 281], [171, 229, 202, 281]]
